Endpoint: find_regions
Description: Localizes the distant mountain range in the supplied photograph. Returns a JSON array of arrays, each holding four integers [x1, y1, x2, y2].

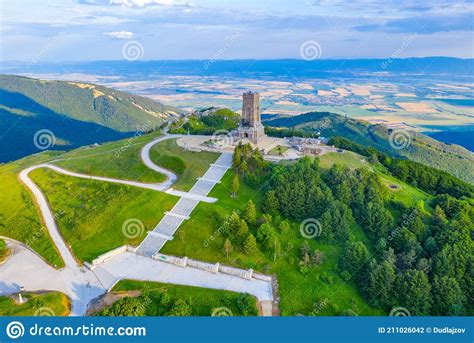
[[1, 57, 473, 80], [264, 112, 474, 184], [0, 75, 179, 162]]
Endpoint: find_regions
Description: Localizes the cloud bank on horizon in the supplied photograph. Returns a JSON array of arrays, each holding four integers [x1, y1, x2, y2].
[[1, 0, 473, 62]]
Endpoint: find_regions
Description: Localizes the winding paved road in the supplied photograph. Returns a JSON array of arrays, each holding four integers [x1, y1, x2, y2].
[[1, 133, 273, 315]]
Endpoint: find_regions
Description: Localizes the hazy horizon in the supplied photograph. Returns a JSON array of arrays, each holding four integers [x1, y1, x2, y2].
[[1, 0, 473, 62], [2, 56, 474, 63]]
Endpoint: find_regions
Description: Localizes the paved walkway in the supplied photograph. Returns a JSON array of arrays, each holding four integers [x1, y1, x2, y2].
[[19, 167, 79, 269], [136, 152, 233, 257], [94, 252, 273, 301], [140, 135, 182, 190], [4, 134, 273, 315], [0, 241, 104, 316], [0, 240, 273, 316]]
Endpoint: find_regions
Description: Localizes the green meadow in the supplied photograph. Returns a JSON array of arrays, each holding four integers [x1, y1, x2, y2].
[[0, 292, 70, 316], [30, 168, 178, 263]]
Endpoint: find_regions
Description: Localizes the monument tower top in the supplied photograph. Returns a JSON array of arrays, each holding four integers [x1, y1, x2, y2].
[[241, 91, 261, 127], [236, 91, 265, 143]]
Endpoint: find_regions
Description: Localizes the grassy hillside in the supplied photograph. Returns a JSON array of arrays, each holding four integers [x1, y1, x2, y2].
[[53, 131, 166, 183], [149, 138, 219, 191], [0, 152, 64, 267], [0, 74, 179, 162], [0, 291, 70, 316], [30, 168, 178, 263], [0, 123, 460, 316], [158, 141, 436, 316], [264, 112, 474, 184], [0, 131, 169, 266]]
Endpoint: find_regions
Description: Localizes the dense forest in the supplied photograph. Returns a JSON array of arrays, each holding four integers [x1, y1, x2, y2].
[[232, 142, 473, 316]]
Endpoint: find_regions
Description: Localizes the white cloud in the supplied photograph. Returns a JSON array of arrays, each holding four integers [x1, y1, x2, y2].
[[109, 0, 173, 7], [104, 30, 134, 39]]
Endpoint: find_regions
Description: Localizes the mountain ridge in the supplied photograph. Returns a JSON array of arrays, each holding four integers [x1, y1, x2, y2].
[[264, 111, 474, 184], [0, 74, 179, 162]]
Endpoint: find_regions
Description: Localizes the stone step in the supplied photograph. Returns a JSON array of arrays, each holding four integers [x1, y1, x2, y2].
[[136, 234, 167, 257]]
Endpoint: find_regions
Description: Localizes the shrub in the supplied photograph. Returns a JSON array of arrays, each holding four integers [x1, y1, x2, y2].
[[237, 293, 258, 316]]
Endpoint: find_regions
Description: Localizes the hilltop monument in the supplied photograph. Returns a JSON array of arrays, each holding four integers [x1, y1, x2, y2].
[[236, 91, 266, 143]]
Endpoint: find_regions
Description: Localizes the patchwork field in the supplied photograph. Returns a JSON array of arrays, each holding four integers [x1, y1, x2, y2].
[[81, 75, 474, 136]]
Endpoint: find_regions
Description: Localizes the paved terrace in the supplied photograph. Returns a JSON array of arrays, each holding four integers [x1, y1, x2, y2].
[[1, 240, 273, 316]]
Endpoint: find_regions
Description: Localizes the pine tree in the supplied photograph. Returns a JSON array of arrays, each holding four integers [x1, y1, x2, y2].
[[256, 223, 275, 248], [232, 148, 242, 169], [239, 160, 248, 176], [363, 201, 393, 240], [227, 211, 241, 239], [230, 175, 240, 198], [368, 260, 396, 309], [263, 191, 279, 214], [395, 269, 431, 315], [244, 200, 257, 226], [243, 234, 258, 255], [236, 219, 249, 244], [432, 276, 465, 315], [223, 238, 233, 260], [279, 220, 290, 234], [271, 236, 280, 261], [339, 242, 370, 285]]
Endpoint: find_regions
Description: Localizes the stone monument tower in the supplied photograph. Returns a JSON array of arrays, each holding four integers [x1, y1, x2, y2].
[[237, 91, 265, 143]]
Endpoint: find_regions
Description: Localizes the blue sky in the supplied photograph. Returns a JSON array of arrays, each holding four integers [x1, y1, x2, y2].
[[1, 0, 473, 61]]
